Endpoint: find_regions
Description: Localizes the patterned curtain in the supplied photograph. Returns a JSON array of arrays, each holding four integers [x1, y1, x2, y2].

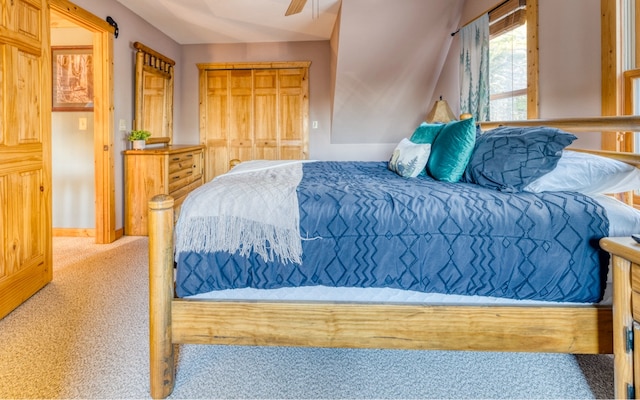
[[459, 13, 490, 121]]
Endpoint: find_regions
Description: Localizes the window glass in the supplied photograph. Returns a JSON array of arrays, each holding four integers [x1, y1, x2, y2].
[[489, 23, 527, 121]]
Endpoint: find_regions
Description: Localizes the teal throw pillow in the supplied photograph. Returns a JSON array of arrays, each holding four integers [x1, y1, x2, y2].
[[427, 117, 476, 182], [409, 122, 445, 144]]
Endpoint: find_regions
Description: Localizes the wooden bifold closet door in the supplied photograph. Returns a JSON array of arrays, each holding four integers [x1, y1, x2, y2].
[[198, 62, 310, 181]]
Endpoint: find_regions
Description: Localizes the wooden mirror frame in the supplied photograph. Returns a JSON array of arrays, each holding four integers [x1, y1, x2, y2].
[[133, 42, 174, 145]]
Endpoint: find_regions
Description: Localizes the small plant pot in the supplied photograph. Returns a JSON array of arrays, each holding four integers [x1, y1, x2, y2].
[[132, 140, 146, 150]]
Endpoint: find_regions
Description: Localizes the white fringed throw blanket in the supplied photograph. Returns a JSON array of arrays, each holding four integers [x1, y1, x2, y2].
[[175, 160, 305, 265]]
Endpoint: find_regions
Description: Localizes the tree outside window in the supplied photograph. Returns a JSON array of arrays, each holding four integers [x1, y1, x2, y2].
[[489, 23, 527, 121]]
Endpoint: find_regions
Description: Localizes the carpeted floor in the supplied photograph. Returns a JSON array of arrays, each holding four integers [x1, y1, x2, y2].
[[0, 236, 614, 399]]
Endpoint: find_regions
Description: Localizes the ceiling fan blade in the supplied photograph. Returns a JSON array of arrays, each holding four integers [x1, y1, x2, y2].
[[285, 0, 307, 16]]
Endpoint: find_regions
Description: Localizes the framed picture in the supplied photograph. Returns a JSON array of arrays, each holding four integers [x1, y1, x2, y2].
[[52, 46, 94, 111]]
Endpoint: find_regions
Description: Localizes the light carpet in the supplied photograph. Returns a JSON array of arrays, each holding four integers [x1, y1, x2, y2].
[[0, 236, 614, 399]]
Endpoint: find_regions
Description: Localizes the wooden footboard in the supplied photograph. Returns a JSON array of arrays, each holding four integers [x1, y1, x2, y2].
[[148, 194, 613, 399], [171, 299, 612, 353]]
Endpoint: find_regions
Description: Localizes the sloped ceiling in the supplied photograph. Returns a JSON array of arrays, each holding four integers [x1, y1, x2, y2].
[[116, 0, 466, 144], [115, 0, 342, 44], [331, 0, 464, 143]]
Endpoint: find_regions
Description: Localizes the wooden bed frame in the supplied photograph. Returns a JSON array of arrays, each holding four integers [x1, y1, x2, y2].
[[148, 116, 640, 399]]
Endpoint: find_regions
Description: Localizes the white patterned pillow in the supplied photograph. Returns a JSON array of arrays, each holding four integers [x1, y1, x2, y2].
[[388, 138, 432, 178]]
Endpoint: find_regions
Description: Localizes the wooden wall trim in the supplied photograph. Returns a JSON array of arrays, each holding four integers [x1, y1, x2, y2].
[[197, 61, 312, 71], [49, 0, 115, 33], [601, 0, 623, 151], [93, 30, 116, 244], [52, 228, 95, 237], [526, 0, 539, 119]]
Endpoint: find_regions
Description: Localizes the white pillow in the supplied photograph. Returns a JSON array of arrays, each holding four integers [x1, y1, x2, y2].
[[523, 150, 640, 194], [388, 139, 431, 178], [590, 194, 640, 236]]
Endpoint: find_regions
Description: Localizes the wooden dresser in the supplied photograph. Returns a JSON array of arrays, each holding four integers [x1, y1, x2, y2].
[[124, 145, 204, 236], [601, 237, 640, 399]]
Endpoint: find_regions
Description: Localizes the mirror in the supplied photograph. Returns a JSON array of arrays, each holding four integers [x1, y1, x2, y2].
[[133, 42, 174, 144]]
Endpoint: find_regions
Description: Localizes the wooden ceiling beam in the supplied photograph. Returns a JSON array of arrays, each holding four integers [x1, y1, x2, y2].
[[285, 0, 307, 16]]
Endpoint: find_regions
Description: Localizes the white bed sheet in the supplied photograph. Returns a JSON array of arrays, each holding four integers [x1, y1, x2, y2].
[[186, 194, 640, 306]]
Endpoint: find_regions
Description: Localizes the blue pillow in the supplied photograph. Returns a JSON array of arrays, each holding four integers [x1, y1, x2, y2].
[[426, 118, 477, 182], [409, 122, 444, 144], [463, 126, 577, 192]]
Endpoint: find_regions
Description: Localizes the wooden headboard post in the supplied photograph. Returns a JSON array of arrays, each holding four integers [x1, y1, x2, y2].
[[478, 115, 640, 133]]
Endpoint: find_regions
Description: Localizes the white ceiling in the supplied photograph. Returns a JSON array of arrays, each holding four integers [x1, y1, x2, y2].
[[115, 0, 342, 44]]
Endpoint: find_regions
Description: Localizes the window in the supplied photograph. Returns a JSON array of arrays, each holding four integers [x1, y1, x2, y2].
[[624, 69, 640, 207], [488, 0, 528, 121], [626, 70, 640, 154]]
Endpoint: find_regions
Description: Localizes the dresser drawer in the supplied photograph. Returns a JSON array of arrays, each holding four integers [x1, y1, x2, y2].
[[168, 151, 202, 193], [172, 180, 203, 221], [169, 151, 198, 174], [632, 263, 640, 321], [632, 262, 640, 292], [171, 179, 202, 206], [168, 168, 197, 193]]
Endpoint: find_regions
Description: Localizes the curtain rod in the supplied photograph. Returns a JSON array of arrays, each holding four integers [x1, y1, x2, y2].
[[451, 0, 510, 36]]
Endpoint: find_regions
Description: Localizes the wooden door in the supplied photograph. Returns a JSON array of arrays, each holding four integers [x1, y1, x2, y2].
[[199, 62, 310, 181], [254, 69, 278, 159], [278, 68, 308, 160], [228, 69, 254, 166], [200, 69, 230, 181], [0, 0, 52, 319]]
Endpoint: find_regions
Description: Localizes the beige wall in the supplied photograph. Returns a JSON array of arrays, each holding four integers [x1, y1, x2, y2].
[[328, 0, 464, 145]]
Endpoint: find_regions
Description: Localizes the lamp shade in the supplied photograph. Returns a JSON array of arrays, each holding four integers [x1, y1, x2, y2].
[[426, 98, 457, 123]]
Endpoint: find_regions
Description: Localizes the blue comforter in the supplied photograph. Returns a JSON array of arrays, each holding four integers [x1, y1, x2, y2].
[[176, 161, 609, 302]]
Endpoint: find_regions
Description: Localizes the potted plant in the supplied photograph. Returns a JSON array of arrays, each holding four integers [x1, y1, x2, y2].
[[128, 130, 152, 150]]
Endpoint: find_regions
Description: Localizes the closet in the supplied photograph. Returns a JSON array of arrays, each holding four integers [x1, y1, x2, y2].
[[198, 62, 310, 180]]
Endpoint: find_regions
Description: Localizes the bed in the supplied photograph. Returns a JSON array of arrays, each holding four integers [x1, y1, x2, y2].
[[148, 116, 640, 399]]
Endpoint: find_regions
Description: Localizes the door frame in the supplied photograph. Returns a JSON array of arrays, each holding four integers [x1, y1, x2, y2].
[[49, 0, 116, 243]]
